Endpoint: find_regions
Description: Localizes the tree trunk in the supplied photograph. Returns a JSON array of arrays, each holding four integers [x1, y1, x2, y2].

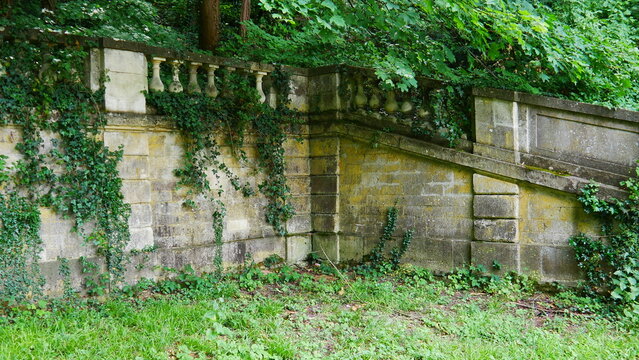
[[240, 0, 251, 38], [41, 0, 56, 10], [199, 0, 220, 51], [1, 0, 13, 18]]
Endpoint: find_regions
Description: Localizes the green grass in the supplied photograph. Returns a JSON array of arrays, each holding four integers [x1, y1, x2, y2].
[[1, 266, 638, 360]]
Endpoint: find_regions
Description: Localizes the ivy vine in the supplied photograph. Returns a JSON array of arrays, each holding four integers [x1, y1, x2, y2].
[[0, 35, 130, 299], [146, 65, 300, 272], [570, 165, 639, 316]]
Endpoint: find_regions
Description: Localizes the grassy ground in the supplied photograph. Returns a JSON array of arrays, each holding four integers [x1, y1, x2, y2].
[[1, 264, 638, 360]]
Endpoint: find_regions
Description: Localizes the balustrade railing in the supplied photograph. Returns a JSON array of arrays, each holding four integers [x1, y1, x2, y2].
[[143, 55, 274, 106]]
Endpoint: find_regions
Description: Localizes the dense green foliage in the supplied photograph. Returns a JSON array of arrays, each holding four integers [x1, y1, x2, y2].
[[0, 37, 130, 299], [4, 0, 638, 110], [570, 166, 639, 319], [226, 0, 639, 110], [0, 156, 43, 301]]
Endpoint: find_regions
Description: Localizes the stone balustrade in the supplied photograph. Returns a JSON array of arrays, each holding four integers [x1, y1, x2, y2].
[[338, 68, 439, 126], [146, 56, 271, 104], [91, 47, 276, 114]]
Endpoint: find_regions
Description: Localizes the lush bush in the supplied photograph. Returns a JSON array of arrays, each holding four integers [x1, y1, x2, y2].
[[223, 0, 639, 110], [570, 165, 639, 318]]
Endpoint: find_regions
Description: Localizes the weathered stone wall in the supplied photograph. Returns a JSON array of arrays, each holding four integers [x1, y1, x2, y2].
[[0, 116, 311, 292], [1, 38, 637, 290], [337, 138, 473, 272]]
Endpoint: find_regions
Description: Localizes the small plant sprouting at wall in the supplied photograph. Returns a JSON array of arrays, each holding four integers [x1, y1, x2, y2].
[[356, 205, 414, 275]]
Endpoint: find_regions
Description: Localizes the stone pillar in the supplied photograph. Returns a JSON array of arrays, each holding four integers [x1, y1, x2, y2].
[[471, 174, 520, 274], [102, 48, 147, 114], [310, 136, 340, 262], [473, 96, 523, 163]]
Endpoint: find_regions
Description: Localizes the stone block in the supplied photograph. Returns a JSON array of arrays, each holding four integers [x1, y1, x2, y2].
[[283, 138, 309, 157], [286, 235, 311, 264], [312, 214, 339, 233], [104, 72, 147, 114], [285, 157, 310, 175], [227, 218, 250, 233], [474, 97, 516, 148], [473, 195, 518, 219], [471, 242, 520, 274], [103, 49, 147, 114], [310, 137, 339, 157], [453, 240, 471, 268], [286, 214, 312, 234], [129, 203, 153, 228], [338, 236, 364, 262], [473, 219, 518, 242], [311, 194, 339, 214], [103, 48, 148, 74], [104, 132, 149, 156], [311, 175, 338, 194], [222, 237, 286, 266], [312, 233, 340, 262], [126, 227, 154, 251], [122, 180, 151, 204], [310, 156, 339, 175], [520, 244, 542, 275], [117, 156, 149, 179], [287, 74, 308, 112], [289, 195, 311, 214], [473, 174, 519, 195], [541, 246, 582, 282], [401, 238, 455, 273], [287, 176, 311, 195], [308, 73, 340, 112]]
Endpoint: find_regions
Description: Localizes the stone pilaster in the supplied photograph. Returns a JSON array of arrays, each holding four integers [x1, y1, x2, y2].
[[310, 136, 341, 262], [471, 174, 520, 274]]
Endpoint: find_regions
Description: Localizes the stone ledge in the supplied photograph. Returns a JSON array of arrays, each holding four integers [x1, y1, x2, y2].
[[316, 122, 625, 199]]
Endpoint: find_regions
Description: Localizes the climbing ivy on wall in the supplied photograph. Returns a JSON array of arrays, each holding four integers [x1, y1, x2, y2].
[[146, 66, 299, 256], [570, 165, 639, 316], [0, 35, 130, 299]]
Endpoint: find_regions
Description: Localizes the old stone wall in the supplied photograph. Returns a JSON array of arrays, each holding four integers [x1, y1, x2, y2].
[[1, 116, 312, 292], [1, 39, 637, 291]]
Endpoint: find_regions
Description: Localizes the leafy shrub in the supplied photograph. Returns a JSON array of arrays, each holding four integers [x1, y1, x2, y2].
[[569, 165, 639, 314]]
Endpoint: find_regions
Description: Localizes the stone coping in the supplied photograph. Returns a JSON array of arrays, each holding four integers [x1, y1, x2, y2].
[[309, 120, 626, 199], [473, 87, 639, 124]]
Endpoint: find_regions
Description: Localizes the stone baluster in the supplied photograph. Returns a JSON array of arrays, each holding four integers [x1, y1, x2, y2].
[[149, 57, 165, 92], [368, 87, 381, 110], [168, 60, 183, 93], [223, 66, 236, 97], [343, 78, 355, 111], [400, 96, 414, 114], [205, 64, 219, 98], [254, 71, 268, 103], [384, 90, 398, 113], [354, 73, 367, 109], [187, 62, 202, 93], [267, 78, 277, 109]]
